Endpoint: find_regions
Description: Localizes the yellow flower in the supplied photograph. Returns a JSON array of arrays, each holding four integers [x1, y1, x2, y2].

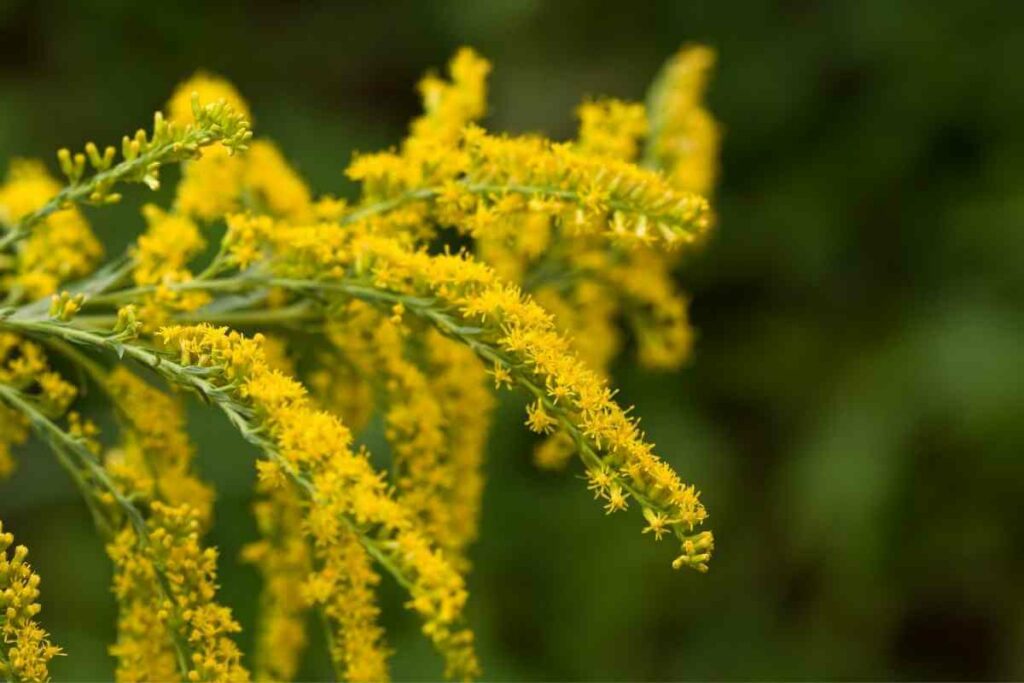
[[302, 525, 389, 683], [644, 44, 721, 195], [167, 72, 251, 126], [230, 217, 714, 571], [0, 520, 62, 683], [458, 127, 711, 247], [0, 44, 725, 680], [243, 140, 313, 219], [0, 333, 77, 418], [158, 324, 478, 679], [411, 46, 491, 150], [242, 481, 312, 682], [175, 147, 246, 221], [105, 367, 215, 525], [0, 160, 103, 299], [525, 399, 557, 434], [107, 503, 249, 682], [642, 509, 671, 541], [576, 98, 648, 161], [133, 205, 206, 286]]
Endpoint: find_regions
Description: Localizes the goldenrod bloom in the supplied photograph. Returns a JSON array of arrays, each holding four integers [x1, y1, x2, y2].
[[0, 160, 102, 299], [644, 44, 721, 195], [0, 521, 62, 683], [158, 324, 478, 679], [0, 44, 721, 681]]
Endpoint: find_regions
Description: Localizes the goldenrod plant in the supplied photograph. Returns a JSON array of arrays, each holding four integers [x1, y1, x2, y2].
[[0, 44, 719, 682]]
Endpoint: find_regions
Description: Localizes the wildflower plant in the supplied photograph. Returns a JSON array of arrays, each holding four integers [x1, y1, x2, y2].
[[0, 44, 719, 682]]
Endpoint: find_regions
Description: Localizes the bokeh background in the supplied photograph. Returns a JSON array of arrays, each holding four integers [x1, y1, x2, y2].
[[2, 0, 1024, 679]]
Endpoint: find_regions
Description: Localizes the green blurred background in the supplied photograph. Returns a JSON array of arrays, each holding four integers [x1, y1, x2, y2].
[[2, 0, 1023, 679]]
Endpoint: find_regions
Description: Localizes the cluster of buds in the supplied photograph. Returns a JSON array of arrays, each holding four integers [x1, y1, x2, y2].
[[53, 95, 251, 207], [48, 290, 86, 321]]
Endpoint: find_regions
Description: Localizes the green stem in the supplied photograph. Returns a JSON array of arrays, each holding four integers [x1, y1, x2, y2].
[[74, 301, 318, 330]]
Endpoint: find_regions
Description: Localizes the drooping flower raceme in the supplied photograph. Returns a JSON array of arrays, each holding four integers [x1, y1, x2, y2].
[[0, 521, 62, 683], [0, 44, 722, 681]]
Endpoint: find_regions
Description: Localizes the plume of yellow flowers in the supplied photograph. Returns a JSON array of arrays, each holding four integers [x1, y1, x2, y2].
[[0, 160, 102, 299], [217, 214, 714, 570], [576, 98, 649, 161], [303, 526, 390, 682], [104, 367, 215, 526], [0, 43, 722, 681], [168, 74, 312, 223], [107, 502, 249, 682], [421, 328, 494, 559], [157, 324, 478, 679], [130, 205, 210, 329], [644, 44, 721, 195], [0, 333, 78, 479], [241, 479, 312, 682], [0, 520, 62, 683], [325, 301, 483, 565], [86, 366, 241, 683], [350, 240, 714, 570]]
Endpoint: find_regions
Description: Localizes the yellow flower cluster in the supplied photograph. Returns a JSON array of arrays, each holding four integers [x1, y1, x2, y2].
[[605, 248, 695, 368], [243, 141, 313, 220], [157, 324, 478, 679], [412, 47, 490, 150], [0, 333, 78, 478], [341, 46, 716, 389], [453, 125, 710, 246], [303, 526, 389, 682], [87, 368, 237, 683], [0, 44, 722, 681], [0, 520, 61, 683], [349, 125, 710, 249], [238, 337, 312, 683], [104, 367, 215, 525], [241, 480, 311, 683], [326, 302, 477, 564], [421, 328, 493, 559], [576, 98, 649, 161], [0, 331, 76, 417], [0, 160, 102, 299], [168, 74, 312, 222], [0, 333, 54, 479], [644, 44, 721, 195], [219, 213, 714, 571], [130, 205, 210, 327], [346, 240, 714, 570], [107, 502, 249, 682]]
